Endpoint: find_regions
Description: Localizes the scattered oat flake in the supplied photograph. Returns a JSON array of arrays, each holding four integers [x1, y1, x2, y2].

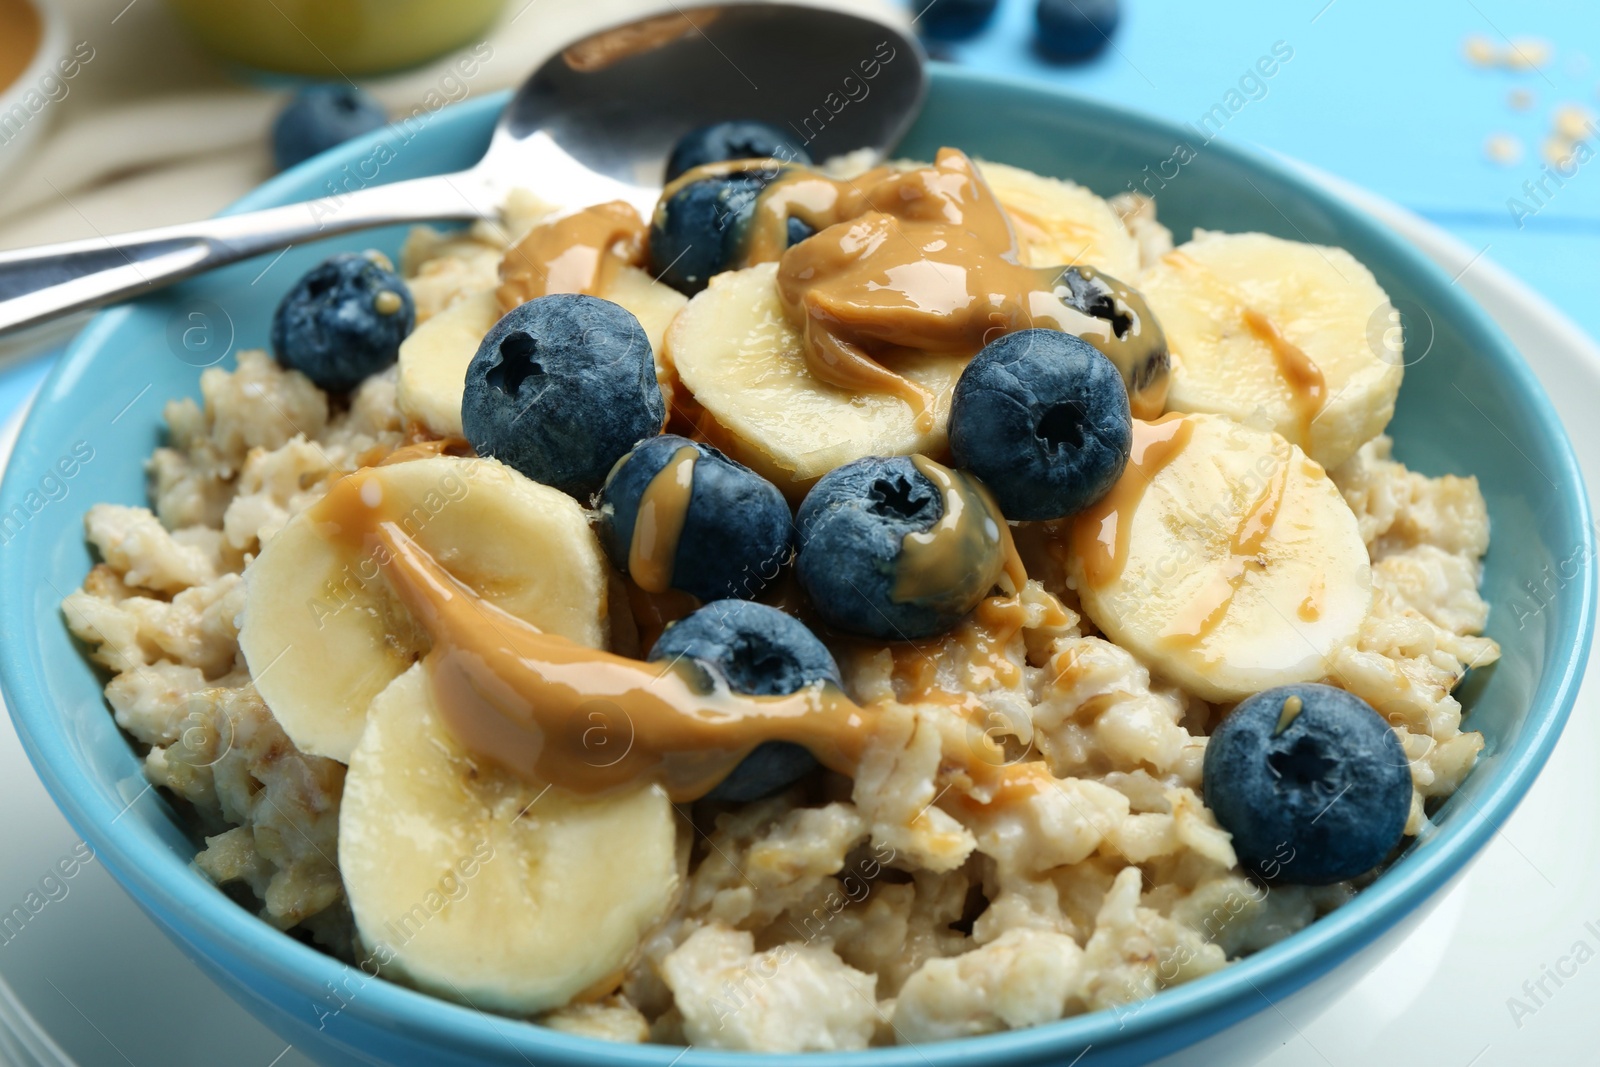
[[1554, 104, 1596, 141], [1485, 134, 1524, 165], [1506, 37, 1553, 70], [1464, 34, 1499, 67], [1543, 136, 1575, 167], [1510, 88, 1535, 110]]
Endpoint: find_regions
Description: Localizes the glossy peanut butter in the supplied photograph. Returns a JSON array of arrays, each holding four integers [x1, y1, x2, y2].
[[628, 445, 697, 594], [765, 150, 1120, 429], [1070, 414, 1196, 588], [498, 201, 647, 312], [893, 456, 1024, 609], [1241, 308, 1326, 437], [0, 0, 40, 93], [562, 9, 720, 72]]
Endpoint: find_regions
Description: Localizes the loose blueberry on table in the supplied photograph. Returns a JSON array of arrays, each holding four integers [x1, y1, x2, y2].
[[271, 84, 389, 171], [461, 293, 666, 500], [271, 251, 415, 392], [916, 0, 1002, 40], [1204, 683, 1414, 885], [1035, 0, 1122, 59], [649, 599, 840, 801]]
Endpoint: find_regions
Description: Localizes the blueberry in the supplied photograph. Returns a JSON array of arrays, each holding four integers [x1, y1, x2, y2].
[[271, 85, 388, 171], [649, 162, 808, 296], [270, 252, 415, 392], [796, 456, 1005, 640], [598, 435, 793, 601], [461, 294, 665, 499], [949, 329, 1131, 521], [1054, 265, 1170, 411], [1035, 0, 1121, 60], [665, 120, 812, 182], [1203, 684, 1413, 886], [917, 0, 1000, 40], [649, 599, 839, 801]]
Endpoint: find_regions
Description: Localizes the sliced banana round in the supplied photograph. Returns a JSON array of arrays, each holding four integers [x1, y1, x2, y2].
[[1140, 231, 1401, 470], [238, 456, 608, 762], [665, 262, 968, 498], [397, 267, 687, 438], [1065, 413, 1371, 704], [977, 160, 1141, 278], [340, 663, 679, 1014]]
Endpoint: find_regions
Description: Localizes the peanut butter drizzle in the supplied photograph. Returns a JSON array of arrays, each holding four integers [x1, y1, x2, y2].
[[0, 0, 40, 92], [498, 201, 648, 313], [1159, 444, 1290, 649], [1240, 308, 1327, 438], [893, 456, 1021, 609], [1069, 414, 1196, 588], [628, 445, 697, 594]]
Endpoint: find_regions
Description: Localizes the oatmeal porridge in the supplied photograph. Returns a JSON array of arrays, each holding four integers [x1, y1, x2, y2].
[[62, 127, 1498, 1051]]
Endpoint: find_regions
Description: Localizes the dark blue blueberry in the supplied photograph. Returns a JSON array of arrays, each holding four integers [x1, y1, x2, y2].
[[650, 162, 809, 296], [271, 85, 388, 171], [598, 435, 793, 602], [461, 294, 664, 499], [270, 252, 414, 392], [1203, 684, 1413, 886], [665, 120, 812, 182], [949, 329, 1131, 521], [795, 456, 1003, 640], [649, 599, 840, 801], [917, 0, 1001, 40], [1035, 0, 1121, 60]]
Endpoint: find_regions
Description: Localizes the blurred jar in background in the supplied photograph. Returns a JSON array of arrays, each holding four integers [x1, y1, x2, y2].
[[0, 0, 42, 92], [164, 0, 509, 76]]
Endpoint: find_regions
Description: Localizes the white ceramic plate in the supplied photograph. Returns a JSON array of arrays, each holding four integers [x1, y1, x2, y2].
[[0, 179, 1594, 1067]]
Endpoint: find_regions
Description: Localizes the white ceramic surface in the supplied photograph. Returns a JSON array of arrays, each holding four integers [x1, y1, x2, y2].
[[0, 183, 1594, 1067]]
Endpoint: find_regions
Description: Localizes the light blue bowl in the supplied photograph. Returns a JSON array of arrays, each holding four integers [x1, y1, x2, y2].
[[0, 67, 1592, 1066]]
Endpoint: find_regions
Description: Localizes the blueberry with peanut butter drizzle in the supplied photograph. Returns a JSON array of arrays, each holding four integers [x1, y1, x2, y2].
[[649, 600, 839, 801], [795, 455, 1024, 640], [664, 120, 812, 182], [598, 435, 793, 602], [648, 159, 815, 296]]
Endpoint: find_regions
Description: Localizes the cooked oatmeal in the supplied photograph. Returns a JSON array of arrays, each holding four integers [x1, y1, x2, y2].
[[62, 159, 1500, 1052]]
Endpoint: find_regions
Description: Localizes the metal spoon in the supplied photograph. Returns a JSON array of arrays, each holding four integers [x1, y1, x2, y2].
[[0, 3, 925, 336]]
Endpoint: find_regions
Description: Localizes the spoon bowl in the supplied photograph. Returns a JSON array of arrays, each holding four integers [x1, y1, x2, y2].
[[0, 2, 926, 334]]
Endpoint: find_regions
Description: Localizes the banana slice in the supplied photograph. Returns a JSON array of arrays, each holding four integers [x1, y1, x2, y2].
[[1065, 413, 1371, 704], [1140, 232, 1401, 470], [238, 456, 608, 762], [397, 267, 686, 437], [340, 664, 679, 1014], [665, 262, 968, 498], [977, 160, 1141, 278]]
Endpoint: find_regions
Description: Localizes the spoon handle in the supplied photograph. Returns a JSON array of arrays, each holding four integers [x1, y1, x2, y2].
[[0, 172, 492, 338]]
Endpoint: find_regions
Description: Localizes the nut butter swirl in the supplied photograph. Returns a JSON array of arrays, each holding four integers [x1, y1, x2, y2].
[[627, 445, 698, 594], [667, 148, 1169, 427], [893, 456, 1026, 609], [498, 201, 648, 312]]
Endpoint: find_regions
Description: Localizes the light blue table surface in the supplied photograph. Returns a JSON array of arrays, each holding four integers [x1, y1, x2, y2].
[[2, 0, 1594, 419]]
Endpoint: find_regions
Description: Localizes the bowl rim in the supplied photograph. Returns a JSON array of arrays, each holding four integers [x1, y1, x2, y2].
[[1, 63, 1594, 1066]]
